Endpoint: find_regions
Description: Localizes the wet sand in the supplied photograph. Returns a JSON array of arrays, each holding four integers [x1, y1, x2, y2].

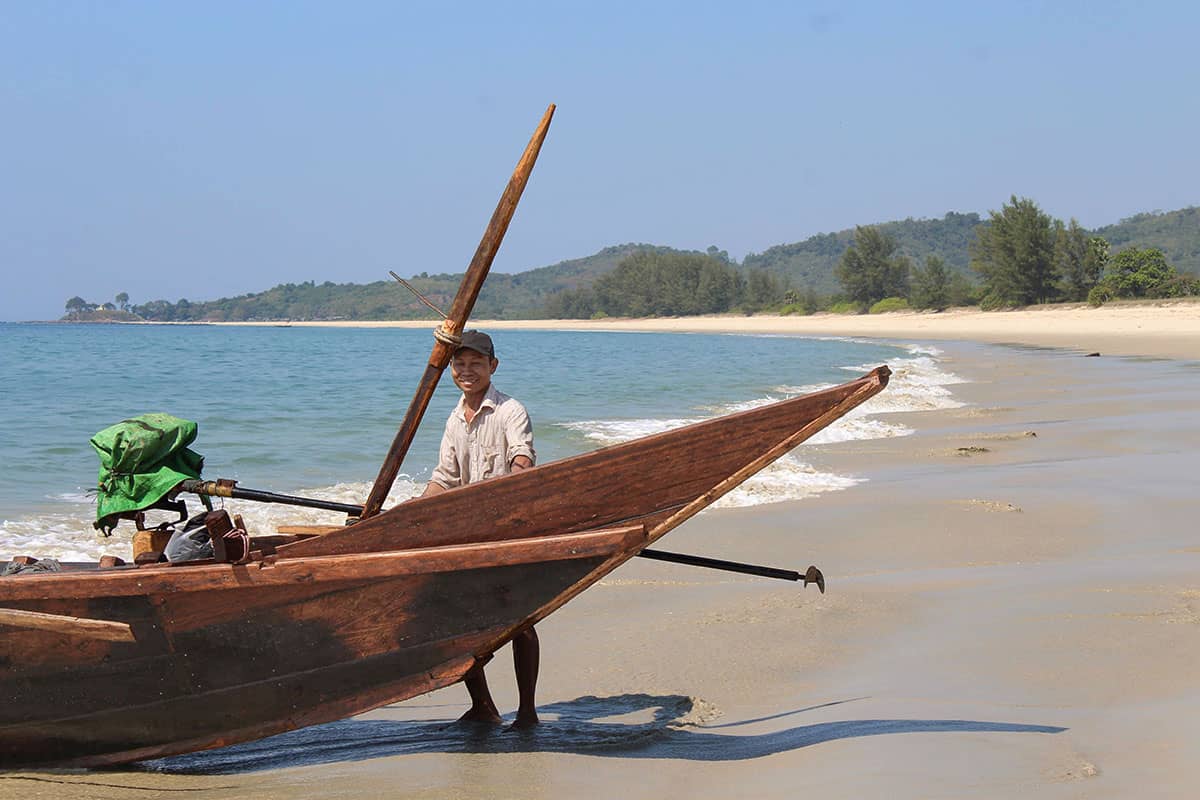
[[5, 341, 1200, 798]]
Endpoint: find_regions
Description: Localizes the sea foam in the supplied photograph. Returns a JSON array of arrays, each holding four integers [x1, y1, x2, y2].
[[0, 480, 422, 563], [560, 344, 964, 508]]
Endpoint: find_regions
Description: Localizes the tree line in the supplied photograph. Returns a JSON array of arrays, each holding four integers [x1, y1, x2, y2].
[[833, 196, 1199, 313], [543, 196, 1199, 319], [63, 199, 1200, 322], [543, 250, 789, 318], [62, 292, 139, 321]]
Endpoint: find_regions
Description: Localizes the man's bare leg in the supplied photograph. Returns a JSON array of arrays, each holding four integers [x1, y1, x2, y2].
[[459, 660, 502, 724], [512, 627, 540, 728]]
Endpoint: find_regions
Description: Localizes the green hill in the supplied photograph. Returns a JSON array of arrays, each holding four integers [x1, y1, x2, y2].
[[740, 207, 1200, 295], [1094, 207, 1200, 275], [742, 212, 983, 294], [129, 244, 689, 322], [116, 205, 1200, 321]]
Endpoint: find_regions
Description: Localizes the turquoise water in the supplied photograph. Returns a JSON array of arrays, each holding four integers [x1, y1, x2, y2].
[[0, 323, 961, 559]]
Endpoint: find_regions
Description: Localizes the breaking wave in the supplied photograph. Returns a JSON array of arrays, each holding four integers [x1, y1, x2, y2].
[[559, 344, 964, 509], [0, 343, 964, 561], [0, 480, 421, 563]]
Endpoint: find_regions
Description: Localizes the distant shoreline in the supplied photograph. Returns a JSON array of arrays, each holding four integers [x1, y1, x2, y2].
[[20, 298, 1200, 360]]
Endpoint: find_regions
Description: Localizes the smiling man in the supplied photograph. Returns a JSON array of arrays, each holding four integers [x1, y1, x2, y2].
[[422, 329, 540, 727]]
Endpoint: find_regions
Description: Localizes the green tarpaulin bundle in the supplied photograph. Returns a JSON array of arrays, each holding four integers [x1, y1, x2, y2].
[[91, 413, 205, 534]]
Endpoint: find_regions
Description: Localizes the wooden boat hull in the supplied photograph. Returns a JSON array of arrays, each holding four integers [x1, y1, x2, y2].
[[0, 528, 642, 767], [282, 366, 893, 557], [0, 367, 889, 768]]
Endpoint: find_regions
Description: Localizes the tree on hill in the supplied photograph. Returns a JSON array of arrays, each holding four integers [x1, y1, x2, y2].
[[543, 286, 596, 318], [836, 226, 910, 309], [1105, 247, 1174, 296], [706, 245, 731, 263], [1093, 207, 1200, 276], [1055, 220, 1107, 301], [62, 294, 145, 321], [970, 196, 1059, 307], [588, 251, 742, 317], [741, 269, 783, 311], [946, 271, 981, 307], [909, 255, 950, 310], [744, 212, 981, 296], [1086, 247, 1199, 305], [115, 292, 129, 311]]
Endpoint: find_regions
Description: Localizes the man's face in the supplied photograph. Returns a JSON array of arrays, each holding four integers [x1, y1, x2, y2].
[[450, 348, 498, 396]]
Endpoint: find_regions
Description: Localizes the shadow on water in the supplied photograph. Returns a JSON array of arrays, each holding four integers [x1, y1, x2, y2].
[[136, 693, 1066, 775]]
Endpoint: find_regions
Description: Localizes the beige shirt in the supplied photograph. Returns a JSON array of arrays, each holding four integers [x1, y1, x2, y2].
[[429, 383, 535, 489]]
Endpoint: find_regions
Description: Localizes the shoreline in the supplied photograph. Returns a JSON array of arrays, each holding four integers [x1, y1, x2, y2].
[[42, 299, 1199, 360], [16, 339, 1200, 797]]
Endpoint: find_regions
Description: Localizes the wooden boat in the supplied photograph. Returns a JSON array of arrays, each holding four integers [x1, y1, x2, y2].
[[0, 106, 891, 768]]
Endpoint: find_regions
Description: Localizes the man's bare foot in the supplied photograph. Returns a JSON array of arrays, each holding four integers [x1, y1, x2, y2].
[[460, 661, 500, 724], [458, 705, 503, 724], [511, 710, 540, 729]]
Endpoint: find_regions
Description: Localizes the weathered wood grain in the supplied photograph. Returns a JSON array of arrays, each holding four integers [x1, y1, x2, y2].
[[0, 532, 626, 766], [0, 365, 887, 768], [284, 367, 890, 558], [0, 553, 603, 766], [0, 526, 644, 601], [274, 524, 341, 535], [0, 607, 135, 642]]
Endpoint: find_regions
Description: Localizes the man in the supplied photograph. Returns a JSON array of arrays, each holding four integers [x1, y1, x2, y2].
[[422, 330, 540, 727]]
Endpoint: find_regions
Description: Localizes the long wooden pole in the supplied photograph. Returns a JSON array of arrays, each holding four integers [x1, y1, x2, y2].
[[360, 104, 556, 520]]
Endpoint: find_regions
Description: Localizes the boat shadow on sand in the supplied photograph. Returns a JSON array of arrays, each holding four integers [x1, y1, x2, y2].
[[138, 693, 1066, 774]]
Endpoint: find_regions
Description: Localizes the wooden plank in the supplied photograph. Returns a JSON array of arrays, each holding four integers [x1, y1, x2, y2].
[[2, 546, 609, 762], [80, 652, 479, 768], [282, 367, 892, 558], [0, 525, 645, 601], [0, 607, 135, 642], [11, 649, 481, 768], [165, 556, 605, 692], [1, 552, 607, 752], [275, 524, 341, 535], [644, 378, 884, 546], [0, 652, 182, 724], [0, 595, 158, 673]]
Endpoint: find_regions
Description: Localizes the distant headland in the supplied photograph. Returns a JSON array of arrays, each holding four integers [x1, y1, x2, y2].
[[59, 202, 1199, 324]]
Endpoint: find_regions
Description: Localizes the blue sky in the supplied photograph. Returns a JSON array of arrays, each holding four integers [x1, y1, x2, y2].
[[2, 1, 1197, 320]]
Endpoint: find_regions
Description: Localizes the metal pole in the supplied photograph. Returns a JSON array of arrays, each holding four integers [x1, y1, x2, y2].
[[179, 480, 362, 515], [182, 479, 821, 586]]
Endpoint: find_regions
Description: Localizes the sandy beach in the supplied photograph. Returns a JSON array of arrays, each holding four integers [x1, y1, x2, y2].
[[6, 317, 1200, 798], [212, 298, 1200, 361]]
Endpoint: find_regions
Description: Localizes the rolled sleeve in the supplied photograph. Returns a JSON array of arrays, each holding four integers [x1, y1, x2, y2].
[[503, 404, 536, 467], [428, 423, 461, 488]]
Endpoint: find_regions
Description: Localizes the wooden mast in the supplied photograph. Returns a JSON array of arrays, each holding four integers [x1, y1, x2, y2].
[[360, 104, 556, 520]]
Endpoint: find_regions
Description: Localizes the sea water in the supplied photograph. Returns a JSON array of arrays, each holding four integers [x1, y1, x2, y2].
[[0, 323, 964, 561]]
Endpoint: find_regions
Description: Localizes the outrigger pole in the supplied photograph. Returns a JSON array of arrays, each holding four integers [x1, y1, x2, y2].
[[638, 550, 826, 591], [360, 103, 557, 521], [179, 479, 362, 515], [178, 479, 823, 587]]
